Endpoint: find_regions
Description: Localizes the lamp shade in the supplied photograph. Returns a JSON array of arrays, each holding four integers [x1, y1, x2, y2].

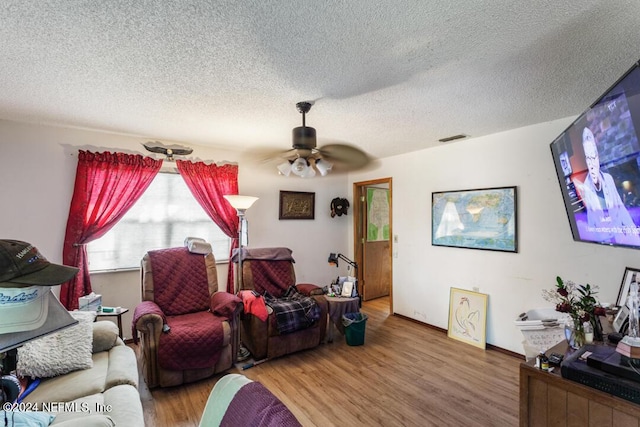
[[290, 158, 309, 177], [315, 159, 333, 176], [277, 161, 293, 176], [224, 195, 259, 210], [301, 166, 316, 178]]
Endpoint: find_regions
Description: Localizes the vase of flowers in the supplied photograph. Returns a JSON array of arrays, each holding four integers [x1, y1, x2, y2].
[[563, 317, 585, 349], [543, 276, 606, 349]]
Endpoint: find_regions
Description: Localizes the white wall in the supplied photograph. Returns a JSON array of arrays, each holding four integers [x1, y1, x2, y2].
[[349, 117, 640, 354], [0, 120, 351, 339], [3, 116, 638, 354]]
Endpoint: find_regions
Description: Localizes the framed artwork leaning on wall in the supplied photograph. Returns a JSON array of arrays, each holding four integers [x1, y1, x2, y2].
[[447, 287, 488, 349]]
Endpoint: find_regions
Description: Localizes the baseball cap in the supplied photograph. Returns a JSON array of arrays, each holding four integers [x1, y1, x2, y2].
[[0, 288, 78, 350], [0, 285, 50, 333], [0, 240, 79, 288]]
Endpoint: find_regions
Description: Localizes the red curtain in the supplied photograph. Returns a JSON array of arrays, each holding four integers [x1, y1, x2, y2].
[[61, 151, 162, 309], [176, 160, 239, 292]]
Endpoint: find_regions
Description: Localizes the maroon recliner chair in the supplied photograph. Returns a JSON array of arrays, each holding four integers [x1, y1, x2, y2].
[[133, 247, 242, 388], [235, 247, 328, 360]]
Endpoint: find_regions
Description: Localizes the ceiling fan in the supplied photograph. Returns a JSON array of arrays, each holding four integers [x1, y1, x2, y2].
[[142, 141, 193, 161], [275, 101, 371, 178]]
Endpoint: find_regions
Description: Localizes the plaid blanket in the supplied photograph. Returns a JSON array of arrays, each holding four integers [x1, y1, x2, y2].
[[264, 287, 321, 335]]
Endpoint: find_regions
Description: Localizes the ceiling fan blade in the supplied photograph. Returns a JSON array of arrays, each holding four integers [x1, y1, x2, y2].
[[256, 147, 315, 165], [317, 143, 372, 171]]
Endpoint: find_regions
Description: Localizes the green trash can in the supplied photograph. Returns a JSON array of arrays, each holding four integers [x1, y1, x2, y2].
[[342, 312, 368, 346]]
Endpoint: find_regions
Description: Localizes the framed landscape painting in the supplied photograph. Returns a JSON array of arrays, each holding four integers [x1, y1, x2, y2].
[[447, 287, 488, 349], [432, 186, 517, 252]]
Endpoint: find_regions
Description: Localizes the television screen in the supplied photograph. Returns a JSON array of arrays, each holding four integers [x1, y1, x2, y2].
[[551, 60, 640, 249]]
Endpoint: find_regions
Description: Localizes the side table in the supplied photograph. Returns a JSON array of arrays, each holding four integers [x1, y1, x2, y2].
[[325, 296, 360, 343], [95, 308, 129, 340]]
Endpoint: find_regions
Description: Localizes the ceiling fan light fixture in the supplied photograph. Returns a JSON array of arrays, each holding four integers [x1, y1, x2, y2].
[[291, 157, 309, 177], [275, 100, 371, 178], [315, 158, 333, 176], [302, 164, 316, 178], [277, 160, 293, 176]]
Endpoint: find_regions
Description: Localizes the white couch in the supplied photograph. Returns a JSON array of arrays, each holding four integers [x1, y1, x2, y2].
[[21, 320, 144, 427]]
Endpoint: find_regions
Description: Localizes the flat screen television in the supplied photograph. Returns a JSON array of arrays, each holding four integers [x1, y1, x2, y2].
[[551, 60, 640, 249]]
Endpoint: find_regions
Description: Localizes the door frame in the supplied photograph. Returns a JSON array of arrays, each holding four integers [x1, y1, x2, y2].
[[353, 177, 393, 313]]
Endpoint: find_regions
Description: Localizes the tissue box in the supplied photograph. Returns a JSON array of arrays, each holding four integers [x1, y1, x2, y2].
[[79, 293, 102, 311]]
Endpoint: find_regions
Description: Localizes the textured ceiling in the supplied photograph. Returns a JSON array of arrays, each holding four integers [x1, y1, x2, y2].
[[2, 1, 640, 160]]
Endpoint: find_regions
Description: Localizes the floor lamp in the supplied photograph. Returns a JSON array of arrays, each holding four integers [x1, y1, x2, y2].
[[223, 194, 258, 362]]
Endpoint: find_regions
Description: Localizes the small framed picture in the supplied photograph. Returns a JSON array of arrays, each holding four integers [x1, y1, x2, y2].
[[341, 281, 354, 297], [617, 267, 640, 307], [279, 191, 315, 220]]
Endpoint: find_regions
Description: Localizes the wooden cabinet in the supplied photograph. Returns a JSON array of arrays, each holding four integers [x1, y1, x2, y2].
[[520, 342, 640, 426]]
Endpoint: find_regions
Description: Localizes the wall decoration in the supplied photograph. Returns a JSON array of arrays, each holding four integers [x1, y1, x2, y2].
[[447, 287, 488, 349], [330, 197, 350, 217], [367, 188, 390, 241], [279, 191, 315, 220], [617, 267, 640, 307], [432, 186, 517, 252]]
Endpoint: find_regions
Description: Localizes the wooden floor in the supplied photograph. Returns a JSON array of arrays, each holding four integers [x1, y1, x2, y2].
[[139, 297, 523, 426]]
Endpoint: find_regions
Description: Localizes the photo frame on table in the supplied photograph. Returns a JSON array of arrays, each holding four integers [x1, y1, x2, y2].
[[279, 191, 315, 220], [617, 267, 640, 307], [341, 281, 354, 298], [431, 186, 517, 252], [447, 287, 488, 349]]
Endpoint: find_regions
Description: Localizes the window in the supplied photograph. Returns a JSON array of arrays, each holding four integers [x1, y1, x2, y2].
[[87, 172, 231, 271]]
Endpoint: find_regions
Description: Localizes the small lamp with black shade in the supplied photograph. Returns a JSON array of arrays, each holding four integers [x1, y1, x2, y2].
[[0, 240, 79, 410], [327, 252, 361, 306], [224, 195, 258, 362]]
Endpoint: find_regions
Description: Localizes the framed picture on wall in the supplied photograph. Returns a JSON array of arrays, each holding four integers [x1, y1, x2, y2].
[[617, 267, 640, 307], [432, 186, 517, 252], [447, 287, 488, 349], [279, 191, 315, 220]]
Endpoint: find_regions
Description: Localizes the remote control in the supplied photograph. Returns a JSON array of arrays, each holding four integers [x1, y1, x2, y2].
[[548, 353, 563, 365]]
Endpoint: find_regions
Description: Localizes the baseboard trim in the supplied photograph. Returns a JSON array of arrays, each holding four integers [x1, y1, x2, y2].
[[392, 312, 524, 360]]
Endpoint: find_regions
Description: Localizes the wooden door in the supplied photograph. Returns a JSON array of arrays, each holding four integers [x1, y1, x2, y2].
[[354, 179, 392, 303]]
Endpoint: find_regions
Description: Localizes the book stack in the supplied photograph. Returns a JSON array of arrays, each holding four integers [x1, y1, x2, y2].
[[616, 339, 640, 359]]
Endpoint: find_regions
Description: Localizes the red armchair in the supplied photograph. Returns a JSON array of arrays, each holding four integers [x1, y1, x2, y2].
[[133, 247, 242, 388]]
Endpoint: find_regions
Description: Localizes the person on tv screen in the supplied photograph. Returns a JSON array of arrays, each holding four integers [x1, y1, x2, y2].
[[579, 126, 640, 245]]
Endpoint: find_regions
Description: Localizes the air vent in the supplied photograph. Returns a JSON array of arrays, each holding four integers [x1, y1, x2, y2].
[[438, 134, 468, 143]]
